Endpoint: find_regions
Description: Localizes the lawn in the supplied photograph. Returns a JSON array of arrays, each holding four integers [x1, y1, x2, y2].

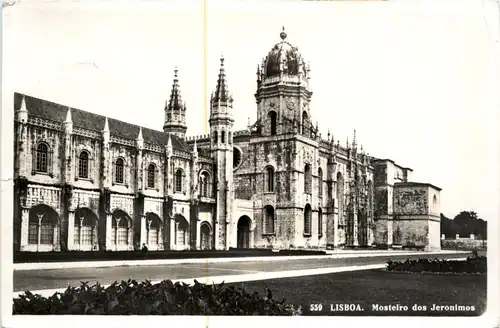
[[228, 269, 487, 316]]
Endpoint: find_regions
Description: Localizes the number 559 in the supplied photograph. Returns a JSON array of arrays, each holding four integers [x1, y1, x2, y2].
[[310, 304, 323, 311]]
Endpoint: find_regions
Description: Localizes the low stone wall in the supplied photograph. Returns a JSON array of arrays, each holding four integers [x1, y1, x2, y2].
[[441, 239, 487, 250]]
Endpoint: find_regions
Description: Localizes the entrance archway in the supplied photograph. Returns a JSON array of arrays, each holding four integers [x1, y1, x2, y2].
[[200, 222, 212, 250], [237, 216, 251, 249]]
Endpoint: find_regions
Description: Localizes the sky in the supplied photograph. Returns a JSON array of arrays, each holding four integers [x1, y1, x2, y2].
[[2, 0, 499, 221]]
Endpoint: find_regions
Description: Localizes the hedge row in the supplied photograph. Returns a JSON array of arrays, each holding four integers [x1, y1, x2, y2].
[[386, 256, 487, 274], [13, 279, 302, 315], [14, 248, 326, 263]]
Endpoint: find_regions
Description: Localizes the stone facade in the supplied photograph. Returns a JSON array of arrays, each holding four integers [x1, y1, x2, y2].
[[13, 29, 441, 252]]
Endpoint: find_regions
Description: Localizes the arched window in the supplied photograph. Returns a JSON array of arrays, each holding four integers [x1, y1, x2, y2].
[[29, 214, 54, 244], [337, 172, 344, 225], [146, 214, 162, 247], [213, 131, 218, 144], [221, 131, 226, 144], [264, 205, 275, 234], [117, 218, 129, 244], [36, 142, 49, 173], [268, 111, 277, 136], [318, 168, 323, 198], [302, 111, 308, 136], [304, 164, 312, 194], [266, 166, 275, 192], [74, 215, 94, 245], [78, 151, 89, 178], [115, 158, 124, 184], [199, 171, 211, 198], [304, 204, 312, 235], [318, 208, 323, 236], [28, 205, 59, 247], [228, 131, 232, 144], [175, 169, 183, 193], [147, 163, 156, 188]]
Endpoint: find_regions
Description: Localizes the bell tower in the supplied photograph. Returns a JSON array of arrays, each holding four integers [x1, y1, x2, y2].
[[254, 28, 314, 137], [209, 56, 235, 250], [163, 67, 188, 139]]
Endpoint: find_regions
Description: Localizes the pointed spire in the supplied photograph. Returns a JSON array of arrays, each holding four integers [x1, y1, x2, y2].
[[103, 117, 110, 132], [137, 127, 143, 141], [17, 95, 29, 123], [136, 127, 144, 149], [212, 55, 231, 105], [167, 66, 185, 113], [167, 133, 172, 149], [164, 67, 188, 139], [19, 96, 28, 113], [352, 129, 357, 149], [64, 107, 72, 123], [193, 139, 198, 157]]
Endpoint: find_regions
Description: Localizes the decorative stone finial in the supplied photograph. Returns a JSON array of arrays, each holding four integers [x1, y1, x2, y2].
[[103, 117, 110, 132], [137, 127, 143, 141], [64, 107, 72, 123], [280, 26, 287, 40]]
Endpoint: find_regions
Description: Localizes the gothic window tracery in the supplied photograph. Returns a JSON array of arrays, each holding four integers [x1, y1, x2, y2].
[[318, 208, 323, 236], [263, 205, 275, 234], [147, 163, 156, 188], [266, 166, 275, 192], [304, 204, 312, 235], [304, 164, 312, 194], [318, 167, 323, 198], [78, 150, 89, 179], [175, 168, 183, 193], [115, 158, 124, 184], [36, 142, 49, 173], [199, 171, 211, 198], [268, 111, 277, 135]]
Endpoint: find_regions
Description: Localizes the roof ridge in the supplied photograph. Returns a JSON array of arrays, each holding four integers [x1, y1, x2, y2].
[[17, 92, 191, 152]]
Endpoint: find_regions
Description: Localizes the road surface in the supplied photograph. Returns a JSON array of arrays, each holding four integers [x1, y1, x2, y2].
[[13, 252, 470, 292]]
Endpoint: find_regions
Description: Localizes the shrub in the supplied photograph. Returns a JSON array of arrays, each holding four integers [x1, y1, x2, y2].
[[12, 279, 303, 315], [386, 256, 487, 274]]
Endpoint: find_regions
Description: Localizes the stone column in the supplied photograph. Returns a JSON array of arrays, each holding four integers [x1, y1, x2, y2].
[[105, 213, 113, 251], [53, 223, 60, 251], [214, 222, 220, 250], [353, 210, 359, 246], [387, 219, 394, 246], [67, 211, 75, 250], [249, 226, 255, 249], [196, 220, 201, 250], [20, 208, 29, 251], [170, 219, 176, 250], [141, 215, 148, 247]]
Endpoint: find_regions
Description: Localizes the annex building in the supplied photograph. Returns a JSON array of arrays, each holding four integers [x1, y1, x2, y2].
[[13, 29, 442, 252]]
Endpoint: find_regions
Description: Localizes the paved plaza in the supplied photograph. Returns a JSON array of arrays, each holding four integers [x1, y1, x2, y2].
[[13, 250, 469, 298]]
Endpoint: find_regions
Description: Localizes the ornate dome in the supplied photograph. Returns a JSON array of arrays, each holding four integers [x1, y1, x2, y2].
[[263, 28, 308, 78]]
